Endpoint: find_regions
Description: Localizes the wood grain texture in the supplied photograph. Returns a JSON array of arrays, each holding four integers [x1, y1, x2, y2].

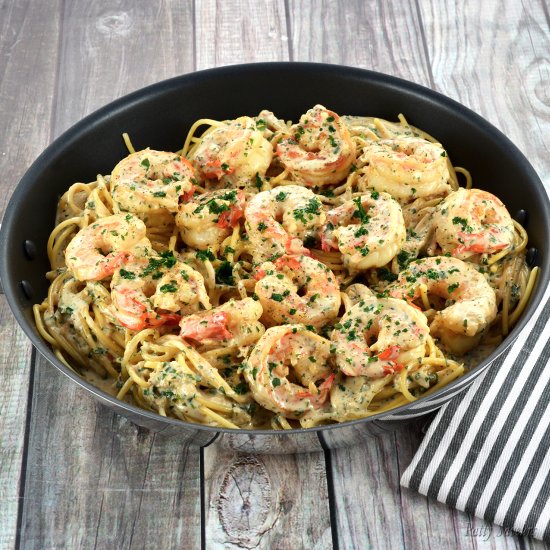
[[0, 1, 61, 547], [194, 0, 289, 69], [287, 0, 433, 86], [203, 446, 332, 549], [0, 0, 61, 214], [53, 0, 195, 135], [0, 299, 33, 550], [18, 364, 201, 549], [418, 0, 550, 191]]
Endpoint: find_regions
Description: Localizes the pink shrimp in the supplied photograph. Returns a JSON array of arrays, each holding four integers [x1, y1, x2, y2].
[[179, 297, 264, 349], [276, 105, 356, 186], [175, 189, 245, 252], [111, 254, 210, 331], [331, 297, 430, 378], [65, 214, 148, 281], [189, 116, 273, 189], [244, 185, 325, 262], [387, 256, 497, 354], [430, 188, 515, 260], [244, 324, 335, 419], [111, 149, 196, 213], [254, 254, 341, 328]]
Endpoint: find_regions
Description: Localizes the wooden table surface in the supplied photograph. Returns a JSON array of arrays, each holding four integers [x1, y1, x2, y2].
[[2, 1, 550, 548]]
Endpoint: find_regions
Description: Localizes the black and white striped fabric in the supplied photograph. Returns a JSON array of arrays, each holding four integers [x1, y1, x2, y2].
[[401, 284, 550, 541]]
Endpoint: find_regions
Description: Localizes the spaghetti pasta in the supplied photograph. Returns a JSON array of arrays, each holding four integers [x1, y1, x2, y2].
[[34, 105, 535, 429]]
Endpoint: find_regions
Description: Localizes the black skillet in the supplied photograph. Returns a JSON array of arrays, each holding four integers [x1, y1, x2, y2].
[[1, 63, 548, 453]]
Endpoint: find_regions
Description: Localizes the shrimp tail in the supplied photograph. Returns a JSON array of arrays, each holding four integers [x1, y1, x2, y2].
[[285, 236, 310, 256], [318, 373, 336, 401], [295, 373, 335, 403]]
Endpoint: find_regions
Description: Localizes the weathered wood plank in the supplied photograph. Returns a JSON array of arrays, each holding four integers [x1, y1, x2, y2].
[[18, 1, 201, 548], [329, 426, 419, 550], [0, 299, 33, 550], [287, 0, 433, 87], [53, 0, 195, 135], [418, 0, 550, 191], [203, 446, 332, 549], [194, 0, 289, 69], [0, 1, 61, 547], [18, 367, 201, 549], [0, 0, 61, 216]]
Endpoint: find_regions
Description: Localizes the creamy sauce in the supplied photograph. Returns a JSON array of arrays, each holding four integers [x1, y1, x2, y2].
[[81, 369, 119, 396]]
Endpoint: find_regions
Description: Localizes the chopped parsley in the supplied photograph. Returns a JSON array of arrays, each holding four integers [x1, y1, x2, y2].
[[196, 249, 216, 261], [452, 216, 473, 233], [160, 282, 178, 293], [447, 282, 460, 293], [233, 382, 248, 395], [119, 269, 136, 280], [352, 197, 370, 224], [215, 261, 234, 286], [141, 251, 177, 276]]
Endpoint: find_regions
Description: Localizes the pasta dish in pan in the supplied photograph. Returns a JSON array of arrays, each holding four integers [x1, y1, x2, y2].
[[34, 105, 537, 429]]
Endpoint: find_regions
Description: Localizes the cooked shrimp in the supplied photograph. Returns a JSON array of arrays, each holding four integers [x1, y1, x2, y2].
[[360, 136, 451, 201], [179, 297, 264, 349], [429, 188, 515, 260], [254, 255, 341, 328], [175, 189, 245, 251], [244, 185, 325, 262], [244, 324, 334, 419], [65, 214, 149, 281], [111, 252, 210, 331], [276, 105, 356, 187], [189, 116, 273, 188], [321, 190, 406, 271], [331, 297, 429, 378], [111, 149, 195, 213], [387, 256, 497, 354]]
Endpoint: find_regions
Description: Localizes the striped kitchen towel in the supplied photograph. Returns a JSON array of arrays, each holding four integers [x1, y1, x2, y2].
[[401, 283, 550, 541]]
